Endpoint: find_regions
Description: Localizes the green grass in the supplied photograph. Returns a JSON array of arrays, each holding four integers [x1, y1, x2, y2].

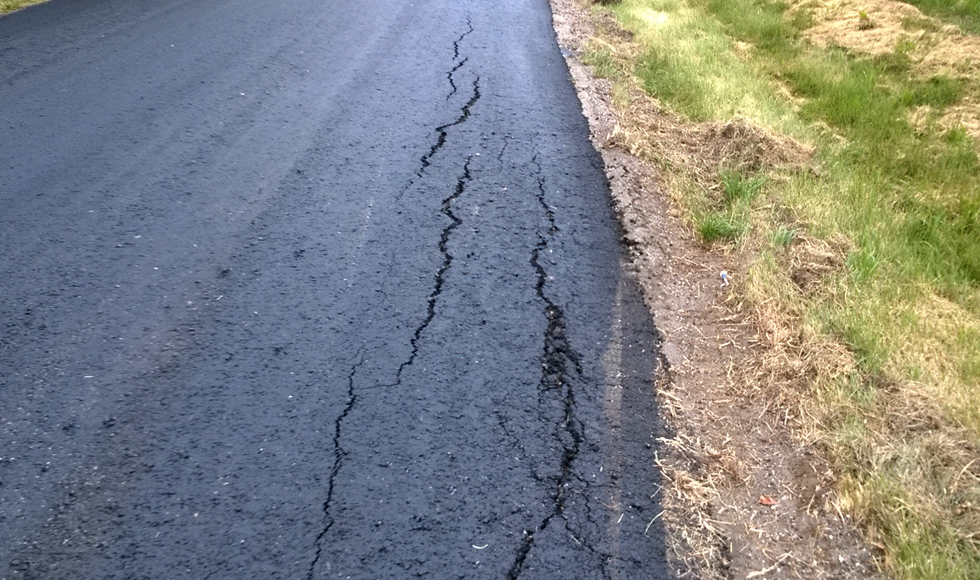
[[597, 0, 980, 577], [770, 226, 797, 247], [900, 75, 965, 109], [608, 0, 805, 126], [0, 0, 45, 14], [902, 0, 980, 34], [694, 171, 766, 242], [846, 246, 879, 281], [693, 172, 766, 243], [638, 47, 716, 120], [582, 45, 622, 79], [702, 0, 980, 304], [697, 210, 747, 242], [720, 171, 766, 203]]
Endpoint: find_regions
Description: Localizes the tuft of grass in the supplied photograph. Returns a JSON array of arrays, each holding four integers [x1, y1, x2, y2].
[[720, 171, 766, 203], [846, 247, 878, 281], [697, 210, 746, 242], [582, 44, 622, 79], [695, 171, 767, 244], [704, 0, 798, 51], [770, 226, 796, 247], [638, 47, 714, 120]]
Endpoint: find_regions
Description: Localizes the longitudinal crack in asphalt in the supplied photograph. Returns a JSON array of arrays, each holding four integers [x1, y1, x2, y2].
[[394, 156, 473, 383], [418, 76, 481, 177], [389, 20, 480, 382], [506, 157, 588, 580], [391, 16, 476, 206], [306, 39, 479, 565], [447, 18, 474, 100], [307, 353, 364, 580]]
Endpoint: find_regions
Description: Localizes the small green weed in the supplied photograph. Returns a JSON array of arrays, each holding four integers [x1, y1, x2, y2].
[[698, 211, 747, 242], [858, 10, 875, 30], [770, 227, 797, 247], [721, 171, 766, 203]]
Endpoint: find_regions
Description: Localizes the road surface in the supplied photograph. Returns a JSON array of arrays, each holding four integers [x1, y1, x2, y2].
[[0, 0, 668, 577]]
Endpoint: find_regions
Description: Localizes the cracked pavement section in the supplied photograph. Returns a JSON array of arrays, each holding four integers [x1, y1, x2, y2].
[[0, 0, 668, 578], [506, 158, 587, 580], [447, 18, 474, 100], [307, 354, 364, 580]]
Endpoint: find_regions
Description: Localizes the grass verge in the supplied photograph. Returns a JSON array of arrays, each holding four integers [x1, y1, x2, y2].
[[585, 0, 980, 578], [903, 0, 980, 34], [1, 0, 46, 15]]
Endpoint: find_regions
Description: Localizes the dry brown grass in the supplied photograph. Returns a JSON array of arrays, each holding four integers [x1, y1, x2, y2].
[[603, 81, 814, 196]]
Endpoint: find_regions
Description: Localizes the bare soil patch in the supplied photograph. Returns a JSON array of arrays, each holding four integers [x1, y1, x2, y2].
[[550, 1, 887, 577]]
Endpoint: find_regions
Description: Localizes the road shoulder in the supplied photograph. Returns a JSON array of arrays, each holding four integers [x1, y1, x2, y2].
[[548, 1, 886, 578]]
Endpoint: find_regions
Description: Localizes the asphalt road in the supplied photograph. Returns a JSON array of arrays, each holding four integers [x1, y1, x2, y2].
[[0, 0, 668, 577]]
